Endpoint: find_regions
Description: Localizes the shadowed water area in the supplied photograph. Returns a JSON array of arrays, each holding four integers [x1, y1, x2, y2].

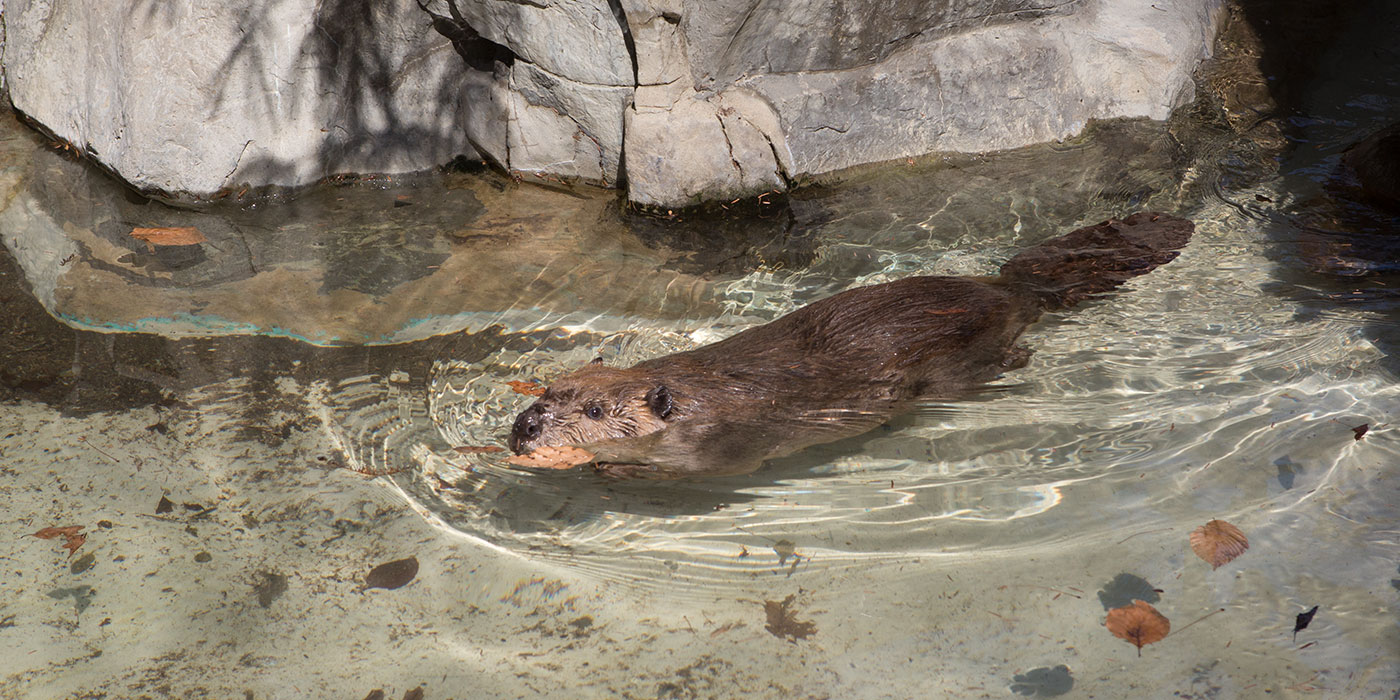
[[2, 3, 1398, 697]]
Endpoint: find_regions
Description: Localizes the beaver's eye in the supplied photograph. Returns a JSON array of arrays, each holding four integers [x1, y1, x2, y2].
[[585, 405, 604, 420]]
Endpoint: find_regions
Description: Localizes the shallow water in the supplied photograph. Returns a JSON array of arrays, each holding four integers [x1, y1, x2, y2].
[[4, 7, 1400, 698]]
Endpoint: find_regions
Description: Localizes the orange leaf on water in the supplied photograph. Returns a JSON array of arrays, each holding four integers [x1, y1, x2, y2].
[[507, 445, 594, 470], [34, 525, 87, 556], [1190, 519, 1249, 569], [506, 380, 546, 397], [33, 526, 84, 540], [61, 532, 87, 555], [130, 226, 208, 248], [1105, 600, 1170, 656]]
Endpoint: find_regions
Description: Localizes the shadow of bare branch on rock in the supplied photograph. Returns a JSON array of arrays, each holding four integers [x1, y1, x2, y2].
[[193, 0, 490, 194]]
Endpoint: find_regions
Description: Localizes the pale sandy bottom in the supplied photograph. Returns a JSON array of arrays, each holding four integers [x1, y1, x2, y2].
[[2, 384, 1395, 699]]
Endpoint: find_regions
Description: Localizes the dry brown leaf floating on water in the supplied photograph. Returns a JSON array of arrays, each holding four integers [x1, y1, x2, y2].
[[1190, 519, 1249, 569], [1105, 600, 1170, 656], [33, 526, 84, 540], [129, 226, 208, 249], [506, 380, 547, 397], [506, 445, 595, 470], [33, 525, 87, 555]]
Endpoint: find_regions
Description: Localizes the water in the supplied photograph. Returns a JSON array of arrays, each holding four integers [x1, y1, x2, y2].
[[3, 8, 1400, 698]]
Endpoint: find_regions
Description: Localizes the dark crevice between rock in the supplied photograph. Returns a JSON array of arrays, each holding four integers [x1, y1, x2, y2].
[[417, 0, 516, 174], [604, 0, 641, 88], [759, 127, 792, 187], [418, 0, 516, 73], [605, 0, 640, 190], [716, 114, 744, 181]]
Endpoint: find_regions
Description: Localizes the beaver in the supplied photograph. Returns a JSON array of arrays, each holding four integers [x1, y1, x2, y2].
[[509, 212, 1194, 478]]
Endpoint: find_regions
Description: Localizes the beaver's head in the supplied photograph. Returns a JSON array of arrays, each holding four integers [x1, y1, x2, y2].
[[508, 360, 675, 455]]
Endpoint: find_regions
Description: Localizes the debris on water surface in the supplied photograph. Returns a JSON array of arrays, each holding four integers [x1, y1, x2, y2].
[[506, 380, 547, 397], [33, 525, 83, 540], [771, 539, 804, 576], [1190, 519, 1249, 569], [366, 556, 419, 590], [507, 445, 594, 470], [763, 594, 817, 642], [1352, 423, 1369, 440], [1293, 605, 1319, 641], [709, 621, 745, 637], [129, 226, 207, 249], [773, 540, 796, 566], [33, 525, 86, 556], [454, 445, 506, 454], [1105, 600, 1170, 656]]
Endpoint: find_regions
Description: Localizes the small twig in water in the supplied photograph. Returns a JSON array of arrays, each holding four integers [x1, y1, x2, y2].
[[997, 584, 1083, 599], [77, 437, 121, 464], [1174, 607, 1226, 635], [1116, 527, 1173, 545]]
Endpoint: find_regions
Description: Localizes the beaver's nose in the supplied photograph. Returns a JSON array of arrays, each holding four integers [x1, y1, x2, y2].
[[509, 403, 546, 454]]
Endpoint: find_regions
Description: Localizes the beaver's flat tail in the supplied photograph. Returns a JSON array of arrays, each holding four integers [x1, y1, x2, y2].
[[997, 212, 1194, 310]]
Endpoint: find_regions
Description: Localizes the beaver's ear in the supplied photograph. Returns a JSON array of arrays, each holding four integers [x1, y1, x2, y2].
[[645, 385, 673, 419], [588, 357, 604, 366]]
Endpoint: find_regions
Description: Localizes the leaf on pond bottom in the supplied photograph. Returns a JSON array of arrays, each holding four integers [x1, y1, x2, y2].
[[763, 594, 817, 642], [1190, 519, 1249, 569], [1105, 600, 1170, 656], [1352, 423, 1369, 440], [506, 445, 595, 470], [366, 556, 419, 590], [130, 226, 208, 248]]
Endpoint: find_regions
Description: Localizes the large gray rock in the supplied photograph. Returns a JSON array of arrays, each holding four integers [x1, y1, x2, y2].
[[619, 0, 1224, 205], [3, 0, 480, 195], [1, 0, 1223, 207]]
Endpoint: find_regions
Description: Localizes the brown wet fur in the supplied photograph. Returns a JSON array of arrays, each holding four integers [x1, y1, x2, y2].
[[509, 212, 1194, 478]]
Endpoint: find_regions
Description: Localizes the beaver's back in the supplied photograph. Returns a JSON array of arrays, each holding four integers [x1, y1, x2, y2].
[[637, 276, 1039, 402]]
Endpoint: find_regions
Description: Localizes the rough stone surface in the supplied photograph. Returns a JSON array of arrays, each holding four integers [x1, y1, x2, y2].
[[624, 87, 786, 207], [1, 0, 1223, 206], [677, 0, 1075, 88], [618, 0, 1222, 206], [0, 0, 6, 96], [3, 0, 478, 195], [507, 61, 631, 184]]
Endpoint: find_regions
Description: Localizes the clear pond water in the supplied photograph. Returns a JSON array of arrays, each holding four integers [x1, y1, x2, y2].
[[2, 8, 1399, 698]]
